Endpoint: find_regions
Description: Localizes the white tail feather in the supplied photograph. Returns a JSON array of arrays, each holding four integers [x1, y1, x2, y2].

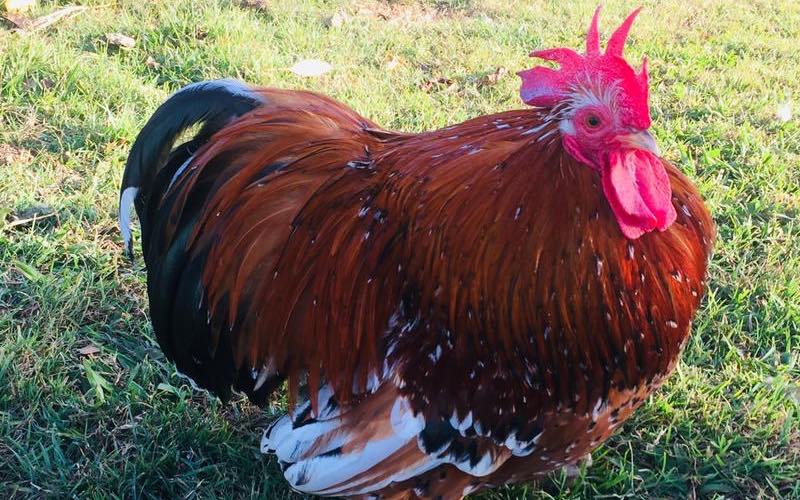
[[119, 186, 139, 253]]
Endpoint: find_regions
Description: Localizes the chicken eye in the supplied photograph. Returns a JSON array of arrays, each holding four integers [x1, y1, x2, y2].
[[585, 114, 602, 129]]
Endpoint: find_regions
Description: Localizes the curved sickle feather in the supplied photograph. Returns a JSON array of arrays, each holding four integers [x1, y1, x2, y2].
[[586, 6, 602, 55], [606, 7, 642, 57]]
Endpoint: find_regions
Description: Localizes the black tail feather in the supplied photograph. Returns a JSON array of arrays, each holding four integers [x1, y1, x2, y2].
[[119, 79, 264, 257]]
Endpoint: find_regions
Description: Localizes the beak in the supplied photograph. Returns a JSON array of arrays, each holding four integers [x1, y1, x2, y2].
[[617, 130, 660, 156]]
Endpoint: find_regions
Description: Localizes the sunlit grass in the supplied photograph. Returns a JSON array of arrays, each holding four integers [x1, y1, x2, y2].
[[1, 0, 798, 498]]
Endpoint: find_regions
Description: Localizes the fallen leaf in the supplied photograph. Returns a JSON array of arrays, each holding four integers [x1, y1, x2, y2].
[[289, 59, 333, 77], [1, 12, 26, 28], [145, 55, 160, 69], [78, 344, 100, 356], [105, 33, 136, 49], [419, 76, 457, 93], [481, 67, 508, 86], [4, 5, 88, 34]]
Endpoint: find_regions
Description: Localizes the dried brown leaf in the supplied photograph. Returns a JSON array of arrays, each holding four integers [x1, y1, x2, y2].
[[480, 67, 508, 86], [1, 11, 28, 29], [78, 345, 101, 356], [419, 76, 457, 93], [4, 5, 87, 34], [105, 32, 135, 49], [145, 55, 161, 69]]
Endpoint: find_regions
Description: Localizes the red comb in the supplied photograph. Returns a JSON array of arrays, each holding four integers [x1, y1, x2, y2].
[[607, 7, 642, 56], [586, 6, 601, 55], [518, 6, 649, 113]]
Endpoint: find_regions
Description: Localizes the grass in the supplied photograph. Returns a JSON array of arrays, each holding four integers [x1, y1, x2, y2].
[[1, 0, 798, 498]]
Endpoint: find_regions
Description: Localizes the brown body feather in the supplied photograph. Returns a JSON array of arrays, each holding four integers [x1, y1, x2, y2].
[[132, 86, 713, 498]]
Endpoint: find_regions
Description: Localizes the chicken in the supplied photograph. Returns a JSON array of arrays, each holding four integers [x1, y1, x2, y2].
[[119, 7, 713, 499]]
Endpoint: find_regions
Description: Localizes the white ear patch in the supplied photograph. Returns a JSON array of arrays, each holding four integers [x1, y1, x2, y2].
[[559, 119, 576, 135]]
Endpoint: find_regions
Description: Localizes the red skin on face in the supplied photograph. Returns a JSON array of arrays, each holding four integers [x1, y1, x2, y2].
[[517, 7, 672, 240]]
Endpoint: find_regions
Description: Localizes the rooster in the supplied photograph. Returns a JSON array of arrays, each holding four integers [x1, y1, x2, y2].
[[119, 7, 713, 499]]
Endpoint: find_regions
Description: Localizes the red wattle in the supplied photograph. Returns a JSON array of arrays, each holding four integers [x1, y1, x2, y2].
[[602, 149, 677, 239]]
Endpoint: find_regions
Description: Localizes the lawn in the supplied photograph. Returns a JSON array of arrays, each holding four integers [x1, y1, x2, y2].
[[1, 0, 799, 498]]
